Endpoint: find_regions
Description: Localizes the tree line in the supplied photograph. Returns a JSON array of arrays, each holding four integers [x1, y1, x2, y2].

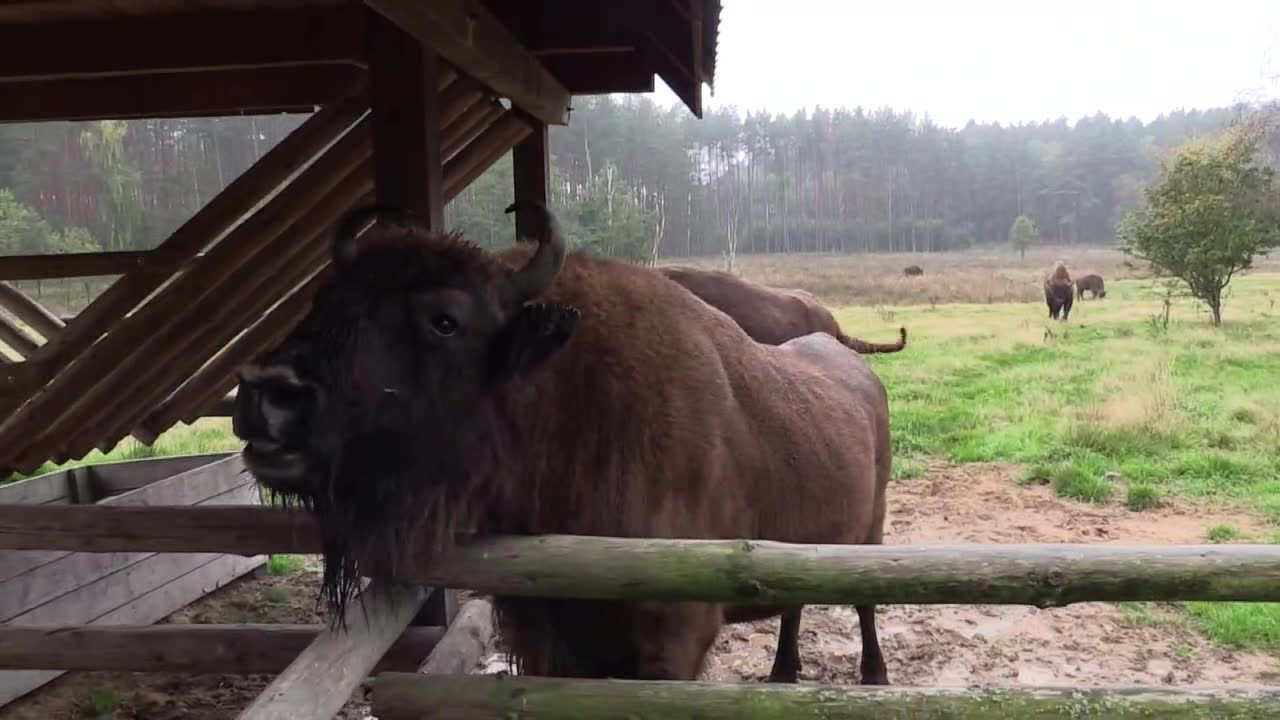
[[0, 99, 1252, 263]]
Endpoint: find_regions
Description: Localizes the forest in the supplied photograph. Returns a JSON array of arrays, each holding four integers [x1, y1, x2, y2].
[[0, 97, 1246, 264]]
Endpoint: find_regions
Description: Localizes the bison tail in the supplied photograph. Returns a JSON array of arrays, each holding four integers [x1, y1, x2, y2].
[[839, 327, 908, 354]]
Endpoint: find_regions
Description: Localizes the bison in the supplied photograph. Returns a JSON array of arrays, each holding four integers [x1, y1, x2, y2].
[[231, 204, 892, 685], [1076, 273, 1106, 300], [658, 266, 907, 354], [1044, 262, 1074, 321], [903, 265, 923, 277]]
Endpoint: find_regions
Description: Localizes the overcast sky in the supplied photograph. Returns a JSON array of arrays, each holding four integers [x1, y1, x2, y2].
[[650, 0, 1280, 127]]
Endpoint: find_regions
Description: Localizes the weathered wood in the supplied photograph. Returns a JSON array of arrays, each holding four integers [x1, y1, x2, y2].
[[367, 6, 444, 230], [0, 115, 372, 473], [238, 580, 426, 720], [366, 0, 571, 126], [0, 312, 39, 357], [0, 469, 70, 506], [2, 97, 365, 406], [0, 250, 194, 281], [512, 118, 550, 238], [417, 598, 493, 676], [0, 65, 363, 123], [0, 624, 442, 674], [443, 111, 534, 199], [541, 49, 656, 95], [442, 100, 504, 161], [88, 452, 237, 496], [3, 520, 1280, 607], [372, 675, 1280, 720], [0, 282, 63, 340]]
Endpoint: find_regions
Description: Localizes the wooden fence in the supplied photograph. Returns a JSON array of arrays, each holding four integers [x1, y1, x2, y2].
[[2, 501, 1280, 717]]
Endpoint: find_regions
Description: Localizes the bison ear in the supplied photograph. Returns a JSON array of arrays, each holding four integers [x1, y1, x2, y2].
[[489, 303, 579, 380]]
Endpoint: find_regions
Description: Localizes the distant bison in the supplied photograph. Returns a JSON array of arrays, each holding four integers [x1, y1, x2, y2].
[[903, 265, 924, 277], [659, 266, 907, 354], [1043, 262, 1075, 321], [1076, 274, 1106, 300]]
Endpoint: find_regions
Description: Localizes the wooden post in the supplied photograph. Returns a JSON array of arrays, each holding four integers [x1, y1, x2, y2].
[[237, 580, 426, 720], [416, 598, 493, 676], [512, 115, 550, 239], [372, 674, 1280, 720], [367, 7, 443, 230]]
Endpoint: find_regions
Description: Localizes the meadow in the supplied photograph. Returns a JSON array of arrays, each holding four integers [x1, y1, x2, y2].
[[5, 244, 1279, 658]]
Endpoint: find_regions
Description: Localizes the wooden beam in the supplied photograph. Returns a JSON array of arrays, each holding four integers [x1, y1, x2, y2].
[[0, 282, 63, 341], [0, 65, 364, 124], [0, 624, 442, 675], [0, 250, 193, 281], [417, 598, 493, 676], [5, 98, 366, 401], [442, 100, 504, 161], [365, 0, 571, 126], [541, 50, 656, 95], [238, 580, 426, 720], [0, 313, 39, 357], [372, 675, 1280, 720], [0, 117, 373, 474], [443, 111, 534, 199], [3, 515, 1280, 607], [0, 6, 364, 82], [511, 117, 550, 240], [367, 7, 444, 230], [0, 1, 352, 23]]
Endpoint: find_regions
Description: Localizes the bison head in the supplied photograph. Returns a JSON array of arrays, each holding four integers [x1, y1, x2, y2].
[[231, 203, 577, 615]]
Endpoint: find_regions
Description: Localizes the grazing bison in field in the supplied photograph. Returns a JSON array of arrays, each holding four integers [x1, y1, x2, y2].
[[658, 266, 907, 354], [1044, 262, 1075, 321], [903, 265, 924, 277], [232, 204, 892, 685], [1076, 273, 1106, 300]]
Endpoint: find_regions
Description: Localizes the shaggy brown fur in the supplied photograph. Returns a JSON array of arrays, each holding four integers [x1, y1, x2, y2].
[[903, 265, 924, 277], [1076, 273, 1106, 300], [232, 205, 892, 686], [659, 266, 907, 354], [1044, 262, 1075, 321]]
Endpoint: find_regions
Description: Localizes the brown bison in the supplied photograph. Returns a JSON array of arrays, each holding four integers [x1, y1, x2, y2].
[[903, 265, 924, 277], [1076, 273, 1106, 300], [232, 204, 892, 685], [658, 266, 907, 354], [1044, 262, 1074, 321]]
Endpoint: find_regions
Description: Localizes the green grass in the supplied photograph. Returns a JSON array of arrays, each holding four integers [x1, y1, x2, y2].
[[1186, 602, 1280, 654], [266, 554, 306, 576], [1126, 482, 1162, 511], [1206, 523, 1241, 543], [81, 685, 124, 718]]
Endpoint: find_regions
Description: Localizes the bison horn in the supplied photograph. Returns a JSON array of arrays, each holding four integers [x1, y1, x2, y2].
[[505, 202, 566, 303]]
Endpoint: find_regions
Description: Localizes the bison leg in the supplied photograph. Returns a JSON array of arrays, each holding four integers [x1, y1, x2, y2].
[[857, 604, 889, 685], [767, 607, 803, 683], [1061, 293, 1073, 321]]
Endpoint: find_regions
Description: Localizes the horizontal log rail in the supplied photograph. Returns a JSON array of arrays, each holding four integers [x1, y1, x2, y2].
[[0, 249, 200, 281], [0, 623, 443, 675], [371, 674, 1280, 720], [2, 506, 1279, 607]]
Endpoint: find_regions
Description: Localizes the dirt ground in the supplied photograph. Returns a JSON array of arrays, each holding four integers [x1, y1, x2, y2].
[[4, 461, 1278, 718]]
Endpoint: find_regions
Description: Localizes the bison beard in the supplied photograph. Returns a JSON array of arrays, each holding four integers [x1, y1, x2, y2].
[[232, 204, 891, 684]]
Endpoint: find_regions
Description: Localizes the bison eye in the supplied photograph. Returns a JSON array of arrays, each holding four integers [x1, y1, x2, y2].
[[430, 314, 458, 337]]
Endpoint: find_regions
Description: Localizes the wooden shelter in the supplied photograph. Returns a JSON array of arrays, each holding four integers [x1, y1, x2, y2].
[[0, 1, 719, 715], [0, 0, 721, 475]]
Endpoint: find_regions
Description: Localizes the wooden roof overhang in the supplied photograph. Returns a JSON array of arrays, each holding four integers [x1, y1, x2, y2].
[[0, 0, 722, 475]]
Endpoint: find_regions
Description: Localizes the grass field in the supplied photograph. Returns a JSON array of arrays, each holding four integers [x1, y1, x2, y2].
[[5, 245, 1279, 657]]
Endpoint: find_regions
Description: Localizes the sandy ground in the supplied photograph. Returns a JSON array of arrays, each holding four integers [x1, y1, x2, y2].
[[4, 461, 1278, 718]]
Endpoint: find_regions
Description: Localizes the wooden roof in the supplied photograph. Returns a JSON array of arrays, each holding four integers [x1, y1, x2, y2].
[[0, 0, 722, 124]]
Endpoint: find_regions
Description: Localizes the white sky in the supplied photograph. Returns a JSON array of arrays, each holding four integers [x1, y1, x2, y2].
[[650, 0, 1280, 127]]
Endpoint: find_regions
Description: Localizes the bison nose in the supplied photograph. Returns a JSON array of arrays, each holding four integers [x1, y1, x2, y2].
[[233, 362, 321, 447]]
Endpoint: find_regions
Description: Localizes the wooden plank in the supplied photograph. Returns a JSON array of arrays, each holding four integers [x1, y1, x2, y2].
[[417, 598, 492, 675], [0, 624, 443, 674], [0, 469, 70, 506], [0, 250, 177, 281], [367, 7, 445, 230], [238, 580, 426, 720], [0, 313, 39, 356], [0, 116, 373, 473], [0, 282, 62, 341], [89, 452, 237, 496], [511, 118, 550, 239], [4, 97, 366, 407], [0, 6, 364, 81], [0, 65, 364, 124], [0, 477, 256, 622], [365, 0, 571, 126], [541, 49, 655, 95], [443, 111, 533, 199], [0, 552, 265, 707], [442, 100, 504, 161], [372, 675, 1280, 720], [4, 522, 1280, 607]]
